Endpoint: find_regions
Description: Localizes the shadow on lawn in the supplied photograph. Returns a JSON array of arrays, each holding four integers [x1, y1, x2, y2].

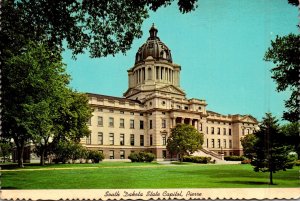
[[216, 180, 275, 186]]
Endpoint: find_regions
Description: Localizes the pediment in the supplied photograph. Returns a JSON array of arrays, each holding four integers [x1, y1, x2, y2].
[[157, 85, 186, 96], [240, 115, 258, 124], [123, 88, 141, 98]]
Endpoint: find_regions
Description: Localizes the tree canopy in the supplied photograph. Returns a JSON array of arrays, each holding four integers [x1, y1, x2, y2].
[[1, 0, 198, 59], [264, 34, 300, 122], [167, 124, 204, 162]]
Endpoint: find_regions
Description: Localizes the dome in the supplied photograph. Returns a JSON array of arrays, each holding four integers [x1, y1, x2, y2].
[[135, 24, 172, 64]]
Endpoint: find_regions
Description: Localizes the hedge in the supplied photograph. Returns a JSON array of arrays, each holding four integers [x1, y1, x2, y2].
[[183, 156, 211, 164], [128, 152, 155, 162], [224, 156, 246, 161]]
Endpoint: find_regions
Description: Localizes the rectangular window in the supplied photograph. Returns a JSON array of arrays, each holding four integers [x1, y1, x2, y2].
[[162, 150, 167, 159], [120, 134, 125, 145], [97, 107, 102, 112], [156, 66, 159, 79], [120, 111, 124, 114], [97, 116, 103, 126], [242, 129, 245, 135], [140, 135, 144, 146], [229, 128, 232, 135], [130, 134, 135, 146], [211, 139, 215, 148], [206, 139, 209, 148], [229, 140, 232, 148], [109, 133, 114, 145], [120, 118, 125, 128], [109, 150, 114, 159], [109, 117, 114, 127], [149, 120, 153, 129], [162, 119, 166, 128], [199, 123, 202, 131], [86, 134, 91, 145], [206, 127, 208, 134], [130, 112, 134, 115], [217, 127, 220, 135], [211, 127, 214, 134], [247, 129, 250, 134], [130, 119, 134, 129], [223, 128, 226, 135], [109, 109, 114, 113], [140, 120, 144, 129], [120, 150, 125, 159], [98, 132, 103, 145], [223, 139, 226, 148], [150, 135, 153, 146], [218, 139, 221, 148], [162, 134, 167, 145]]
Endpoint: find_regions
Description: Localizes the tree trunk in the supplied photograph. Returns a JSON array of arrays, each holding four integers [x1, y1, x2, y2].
[[269, 171, 273, 185], [40, 147, 45, 166], [17, 144, 24, 168]]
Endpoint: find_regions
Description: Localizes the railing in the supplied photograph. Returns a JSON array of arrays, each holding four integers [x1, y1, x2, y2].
[[200, 148, 223, 160]]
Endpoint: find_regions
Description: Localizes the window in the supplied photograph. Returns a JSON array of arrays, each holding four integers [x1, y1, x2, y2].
[[150, 135, 153, 146], [206, 127, 208, 134], [97, 116, 103, 126], [98, 132, 103, 145], [130, 119, 134, 129], [217, 127, 220, 135], [199, 123, 202, 131], [247, 129, 250, 134], [86, 134, 91, 145], [162, 150, 167, 158], [98, 107, 102, 112], [211, 139, 215, 148], [120, 111, 124, 114], [109, 150, 114, 159], [140, 135, 144, 146], [109, 133, 114, 145], [184, 106, 189, 110], [162, 119, 166, 128], [140, 113, 144, 116], [120, 150, 125, 159], [109, 117, 114, 127], [218, 139, 221, 148], [130, 134, 135, 146], [149, 120, 153, 129], [120, 134, 125, 145], [130, 112, 134, 115], [229, 140, 232, 148], [229, 128, 232, 135], [242, 129, 245, 135], [211, 127, 215, 134], [109, 109, 114, 113], [162, 134, 167, 145], [140, 120, 144, 129], [223, 128, 226, 135], [206, 139, 209, 148], [223, 139, 226, 148], [120, 118, 125, 128]]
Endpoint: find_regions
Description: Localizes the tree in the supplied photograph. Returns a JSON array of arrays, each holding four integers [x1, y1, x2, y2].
[[1, 0, 198, 59], [167, 124, 204, 162], [251, 113, 293, 185], [264, 34, 300, 122], [0, 140, 13, 162], [240, 133, 257, 160], [281, 122, 300, 159]]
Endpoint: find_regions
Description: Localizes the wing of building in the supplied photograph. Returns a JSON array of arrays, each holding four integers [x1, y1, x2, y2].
[[83, 24, 259, 160]]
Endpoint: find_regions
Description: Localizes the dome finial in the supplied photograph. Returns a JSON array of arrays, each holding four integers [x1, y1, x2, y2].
[[149, 23, 158, 39]]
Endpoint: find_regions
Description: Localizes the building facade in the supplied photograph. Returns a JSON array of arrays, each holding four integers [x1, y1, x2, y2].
[[82, 25, 258, 160]]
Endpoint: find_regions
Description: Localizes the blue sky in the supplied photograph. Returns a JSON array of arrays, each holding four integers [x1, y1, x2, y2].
[[62, 0, 298, 122]]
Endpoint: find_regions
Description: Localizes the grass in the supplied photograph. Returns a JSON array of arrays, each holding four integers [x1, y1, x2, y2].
[[1, 162, 299, 189]]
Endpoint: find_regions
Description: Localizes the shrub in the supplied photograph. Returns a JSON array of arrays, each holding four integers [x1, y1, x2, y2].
[[128, 152, 155, 162], [295, 160, 300, 166], [224, 156, 246, 161], [183, 156, 211, 164], [241, 159, 251, 164], [286, 153, 298, 169], [87, 150, 104, 163]]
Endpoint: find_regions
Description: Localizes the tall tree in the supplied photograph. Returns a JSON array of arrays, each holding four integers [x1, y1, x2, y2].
[[264, 34, 300, 122], [167, 124, 204, 162], [251, 113, 293, 185], [2, 41, 91, 166]]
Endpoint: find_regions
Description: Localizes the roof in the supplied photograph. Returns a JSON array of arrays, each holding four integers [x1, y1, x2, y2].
[[86, 93, 141, 104]]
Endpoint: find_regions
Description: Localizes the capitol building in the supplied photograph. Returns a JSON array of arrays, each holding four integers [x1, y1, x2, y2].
[[82, 25, 258, 160]]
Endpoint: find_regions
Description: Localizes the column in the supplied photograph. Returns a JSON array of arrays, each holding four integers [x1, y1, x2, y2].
[[181, 118, 184, 124], [172, 118, 176, 127], [158, 66, 161, 81]]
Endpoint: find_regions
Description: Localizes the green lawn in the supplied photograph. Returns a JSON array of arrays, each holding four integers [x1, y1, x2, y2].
[[1, 162, 299, 189]]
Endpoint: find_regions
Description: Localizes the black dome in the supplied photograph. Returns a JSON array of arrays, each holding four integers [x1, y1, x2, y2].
[[135, 24, 172, 64]]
